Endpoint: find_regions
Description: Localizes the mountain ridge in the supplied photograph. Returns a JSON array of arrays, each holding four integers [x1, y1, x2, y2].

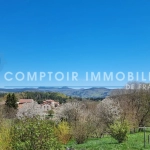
[[0, 87, 113, 98]]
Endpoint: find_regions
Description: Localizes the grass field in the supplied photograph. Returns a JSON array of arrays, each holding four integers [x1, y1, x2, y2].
[[66, 132, 150, 150]]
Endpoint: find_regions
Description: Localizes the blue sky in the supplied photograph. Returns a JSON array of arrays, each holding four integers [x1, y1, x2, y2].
[[0, 0, 150, 88]]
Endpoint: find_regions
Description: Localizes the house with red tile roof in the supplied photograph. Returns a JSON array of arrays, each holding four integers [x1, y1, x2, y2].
[[18, 99, 34, 109], [43, 99, 59, 107], [17, 99, 59, 118]]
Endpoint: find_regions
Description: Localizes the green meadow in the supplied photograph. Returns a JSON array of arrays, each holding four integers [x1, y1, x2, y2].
[[67, 132, 150, 150]]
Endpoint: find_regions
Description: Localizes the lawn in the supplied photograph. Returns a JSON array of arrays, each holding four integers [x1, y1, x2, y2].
[[66, 132, 150, 150]]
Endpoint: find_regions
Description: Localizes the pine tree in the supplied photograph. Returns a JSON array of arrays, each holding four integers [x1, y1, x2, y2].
[[5, 93, 12, 107], [5, 93, 18, 109], [11, 93, 18, 109]]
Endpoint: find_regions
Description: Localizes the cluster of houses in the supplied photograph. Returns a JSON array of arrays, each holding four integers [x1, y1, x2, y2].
[[17, 99, 59, 118]]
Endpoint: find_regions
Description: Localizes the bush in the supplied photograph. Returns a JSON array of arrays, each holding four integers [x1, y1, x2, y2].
[[54, 121, 71, 144], [109, 121, 129, 143], [72, 121, 88, 144], [48, 109, 54, 116], [11, 117, 64, 150]]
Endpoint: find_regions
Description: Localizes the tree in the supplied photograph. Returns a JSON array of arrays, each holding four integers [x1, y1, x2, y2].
[[55, 101, 98, 142], [72, 121, 88, 144], [5, 93, 18, 109], [111, 82, 150, 129], [11, 93, 18, 109], [54, 121, 71, 144], [109, 120, 129, 143], [5, 93, 12, 108], [11, 117, 64, 150], [96, 98, 121, 128], [55, 101, 87, 125]]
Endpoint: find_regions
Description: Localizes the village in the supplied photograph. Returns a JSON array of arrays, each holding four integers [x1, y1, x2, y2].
[[16, 98, 60, 118]]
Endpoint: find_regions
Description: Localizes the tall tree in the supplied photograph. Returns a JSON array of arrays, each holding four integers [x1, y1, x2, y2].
[[5, 93, 12, 108], [5, 93, 18, 109]]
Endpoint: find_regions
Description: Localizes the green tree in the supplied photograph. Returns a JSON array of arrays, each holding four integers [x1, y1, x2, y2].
[[48, 109, 54, 116], [5, 93, 18, 109], [5, 93, 11, 108], [109, 120, 129, 143], [11, 117, 64, 150], [54, 121, 71, 144]]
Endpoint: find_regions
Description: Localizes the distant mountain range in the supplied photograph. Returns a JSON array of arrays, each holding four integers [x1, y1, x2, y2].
[[0, 87, 113, 98]]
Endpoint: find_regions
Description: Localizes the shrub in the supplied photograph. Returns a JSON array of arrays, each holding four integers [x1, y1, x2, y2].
[[11, 117, 64, 150], [48, 109, 54, 116], [109, 120, 129, 143], [54, 121, 71, 144], [72, 121, 88, 144]]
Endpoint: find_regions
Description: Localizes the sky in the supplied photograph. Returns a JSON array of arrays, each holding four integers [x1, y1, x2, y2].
[[0, 0, 150, 88]]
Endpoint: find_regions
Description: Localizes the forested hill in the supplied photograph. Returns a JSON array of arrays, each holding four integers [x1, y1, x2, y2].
[[0, 92, 70, 104], [0, 87, 112, 98], [17, 92, 69, 104], [0, 91, 105, 105]]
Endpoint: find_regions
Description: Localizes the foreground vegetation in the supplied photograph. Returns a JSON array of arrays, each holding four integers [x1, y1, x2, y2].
[[0, 116, 65, 150], [1, 82, 150, 149], [67, 132, 150, 150], [1, 116, 150, 150]]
